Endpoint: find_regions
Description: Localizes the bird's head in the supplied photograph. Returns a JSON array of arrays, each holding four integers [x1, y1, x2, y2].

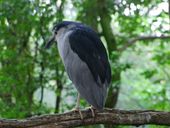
[[45, 21, 79, 49]]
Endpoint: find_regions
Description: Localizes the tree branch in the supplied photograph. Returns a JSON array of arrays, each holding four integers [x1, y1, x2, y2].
[[0, 109, 170, 128], [119, 35, 170, 51]]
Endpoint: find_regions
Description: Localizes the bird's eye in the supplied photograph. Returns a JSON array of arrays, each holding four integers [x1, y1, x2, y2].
[[55, 31, 57, 34]]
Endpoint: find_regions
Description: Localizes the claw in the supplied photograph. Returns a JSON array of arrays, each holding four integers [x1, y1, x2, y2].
[[72, 108, 83, 119], [88, 106, 96, 118], [73, 93, 96, 119]]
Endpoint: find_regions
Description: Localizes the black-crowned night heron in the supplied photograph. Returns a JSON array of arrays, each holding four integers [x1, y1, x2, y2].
[[46, 21, 111, 118]]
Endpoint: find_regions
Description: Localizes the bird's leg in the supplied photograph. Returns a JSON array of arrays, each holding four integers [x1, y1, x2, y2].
[[89, 105, 96, 118], [73, 93, 83, 119], [75, 93, 80, 109]]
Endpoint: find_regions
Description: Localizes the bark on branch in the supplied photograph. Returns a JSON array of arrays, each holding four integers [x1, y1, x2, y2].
[[0, 109, 170, 128], [119, 35, 170, 51]]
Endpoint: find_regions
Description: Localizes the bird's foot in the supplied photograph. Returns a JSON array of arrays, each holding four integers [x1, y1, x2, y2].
[[87, 106, 96, 118], [72, 107, 83, 119]]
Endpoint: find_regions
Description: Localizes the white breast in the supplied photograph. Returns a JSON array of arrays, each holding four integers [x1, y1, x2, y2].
[[56, 30, 73, 62]]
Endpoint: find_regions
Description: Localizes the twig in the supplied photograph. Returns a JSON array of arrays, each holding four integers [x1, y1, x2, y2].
[[119, 35, 170, 51], [0, 108, 170, 128]]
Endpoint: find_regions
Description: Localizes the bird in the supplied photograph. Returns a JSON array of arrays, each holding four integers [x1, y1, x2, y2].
[[45, 21, 111, 118]]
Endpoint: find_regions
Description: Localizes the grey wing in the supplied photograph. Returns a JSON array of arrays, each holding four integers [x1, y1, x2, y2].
[[63, 43, 108, 109]]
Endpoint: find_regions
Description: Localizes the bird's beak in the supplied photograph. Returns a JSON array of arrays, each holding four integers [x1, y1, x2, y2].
[[45, 34, 55, 49]]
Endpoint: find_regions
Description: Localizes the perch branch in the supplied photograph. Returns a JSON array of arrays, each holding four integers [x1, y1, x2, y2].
[[0, 109, 170, 128]]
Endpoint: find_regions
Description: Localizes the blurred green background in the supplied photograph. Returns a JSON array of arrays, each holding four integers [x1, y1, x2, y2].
[[0, 0, 169, 128]]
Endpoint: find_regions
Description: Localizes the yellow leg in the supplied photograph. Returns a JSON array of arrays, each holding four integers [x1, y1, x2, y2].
[[72, 93, 83, 119], [75, 93, 80, 109]]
